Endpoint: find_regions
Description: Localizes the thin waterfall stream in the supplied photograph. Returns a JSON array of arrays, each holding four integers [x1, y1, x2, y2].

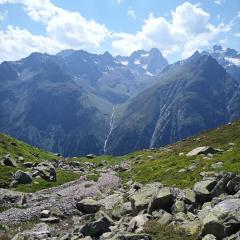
[[103, 106, 115, 154]]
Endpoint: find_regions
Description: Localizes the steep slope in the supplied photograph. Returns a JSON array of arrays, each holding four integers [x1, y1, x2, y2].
[[203, 45, 240, 82], [107, 52, 240, 155], [0, 53, 112, 156]]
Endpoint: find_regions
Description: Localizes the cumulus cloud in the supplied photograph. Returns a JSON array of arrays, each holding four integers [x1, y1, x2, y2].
[[0, 0, 110, 61], [112, 2, 231, 58]]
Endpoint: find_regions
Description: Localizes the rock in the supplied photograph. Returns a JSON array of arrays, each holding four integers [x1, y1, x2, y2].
[[112, 202, 132, 220], [50, 207, 65, 219], [211, 162, 223, 169], [186, 146, 219, 157], [18, 156, 24, 162], [86, 154, 96, 159], [14, 170, 32, 184], [153, 209, 173, 226], [1, 155, 17, 167], [127, 214, 149, 233], [114, 233, 151, 240], [130, 183, 161, 215], [12, 223, 50, 239], [179, 220, 202, 236], [34, 161, 56, 181], [202, 234, 217, 240], [183, 188, 196, 204], [40, 217, 60, 224], [80, 215, 113, 237], [77, 198, 102, 214], [40, 209, 50, 218], [23, 162, 33, 168], [148, 187, 174, 213], [227, 176, 240, 194], [201, 199, 240, 239], [172, 200, 186, 214], [211, 173, 235, 197], [194, 180, 217, 203]]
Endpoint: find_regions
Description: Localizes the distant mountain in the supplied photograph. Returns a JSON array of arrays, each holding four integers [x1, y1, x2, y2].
[[106, 52, 240, 155], [203, 45, 240, 82], [0, 48, 168, 156], [116, 48, 168, 77]]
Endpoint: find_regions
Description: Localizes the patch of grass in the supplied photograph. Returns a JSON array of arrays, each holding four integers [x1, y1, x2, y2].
[[145, 221, 199, 240], [14, 170, 80, 193], [0, 165, 14, 188], [119, 120, 240, 188], [0, 133, 59, 164]]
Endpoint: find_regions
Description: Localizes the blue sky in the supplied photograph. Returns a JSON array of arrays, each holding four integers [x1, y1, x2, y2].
[[0, 0, 239, 63]]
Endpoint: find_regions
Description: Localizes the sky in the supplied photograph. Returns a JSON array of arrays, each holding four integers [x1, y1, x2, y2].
[[0, 0, 239, 63]]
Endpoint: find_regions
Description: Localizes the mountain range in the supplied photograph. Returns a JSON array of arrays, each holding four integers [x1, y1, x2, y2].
[[0, 46, 240, 156]]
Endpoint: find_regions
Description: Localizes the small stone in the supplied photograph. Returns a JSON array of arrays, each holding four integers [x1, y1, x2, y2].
[[40, 217, 60, 224], [40, 210, 50, 218]]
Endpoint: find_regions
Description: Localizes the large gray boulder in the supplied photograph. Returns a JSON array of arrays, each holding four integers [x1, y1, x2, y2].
[[14, 170, 32, 184], [130, 183, 161, 215], [148, 187, 174, 213], [80, 215, 113, 237], [127, 214, 149, 233], [77, 198, 102, 214], [201, 199, 240, 239], [186, 146, 219, 157], [194, 179, 217, 203], [34, 161, 56, 181]]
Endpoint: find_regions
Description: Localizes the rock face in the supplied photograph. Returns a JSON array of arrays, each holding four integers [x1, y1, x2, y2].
[[201, 199, 240, 239]]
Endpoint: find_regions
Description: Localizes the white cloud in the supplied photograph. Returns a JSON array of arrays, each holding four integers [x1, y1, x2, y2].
[[214, 0, 221, 5], [127, 9, 136, 19], [0, 26, 65, 61], [0, 0, 111, 61], [234, 33, 240, 37], [112, 2, 231, 58]]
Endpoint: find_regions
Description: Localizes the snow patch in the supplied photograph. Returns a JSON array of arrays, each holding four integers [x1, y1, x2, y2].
[[146, 71, 154, 76], [225, 57, 240, 66], [142, 64, 148, 70], [141, 53, 149, 57], [121, 61, 128, 66], [134, 59, 140, 65]]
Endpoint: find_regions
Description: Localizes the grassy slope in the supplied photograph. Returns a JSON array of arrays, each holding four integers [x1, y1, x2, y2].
[[1, 119, 240, 192], [0, 133, 80, 191]]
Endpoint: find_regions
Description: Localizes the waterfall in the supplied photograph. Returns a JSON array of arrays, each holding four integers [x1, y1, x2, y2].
[[103, 106, 115, 154]]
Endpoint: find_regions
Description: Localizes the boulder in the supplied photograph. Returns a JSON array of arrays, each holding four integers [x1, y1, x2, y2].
[[80, 215, 113, 237], [40, 217, 60, 224], [12, 223, 50, 239], [172, 200, 186, 214], [34, 161, 56, 181], [148, 187, 174, 213], [127, 214, 149, 233], [183, 188, 196, 205], [1, 155, 17, 167], [194, 179, 217, 203], [23, 162, 33, 168], [86, 154, 96, 159], [201, 199, 240, 239], [227, 176, 240, 194], [210, 173, 235, 197], [14, 170, 32, 184], [186, 146, 219, 157], [113, 233, 151, 240], [77, 198, 102, 214], [40, 209, 50, 218], [202, 234, 217, 240], [153, 209, 173, 226], [130, 183, 161, 215]]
